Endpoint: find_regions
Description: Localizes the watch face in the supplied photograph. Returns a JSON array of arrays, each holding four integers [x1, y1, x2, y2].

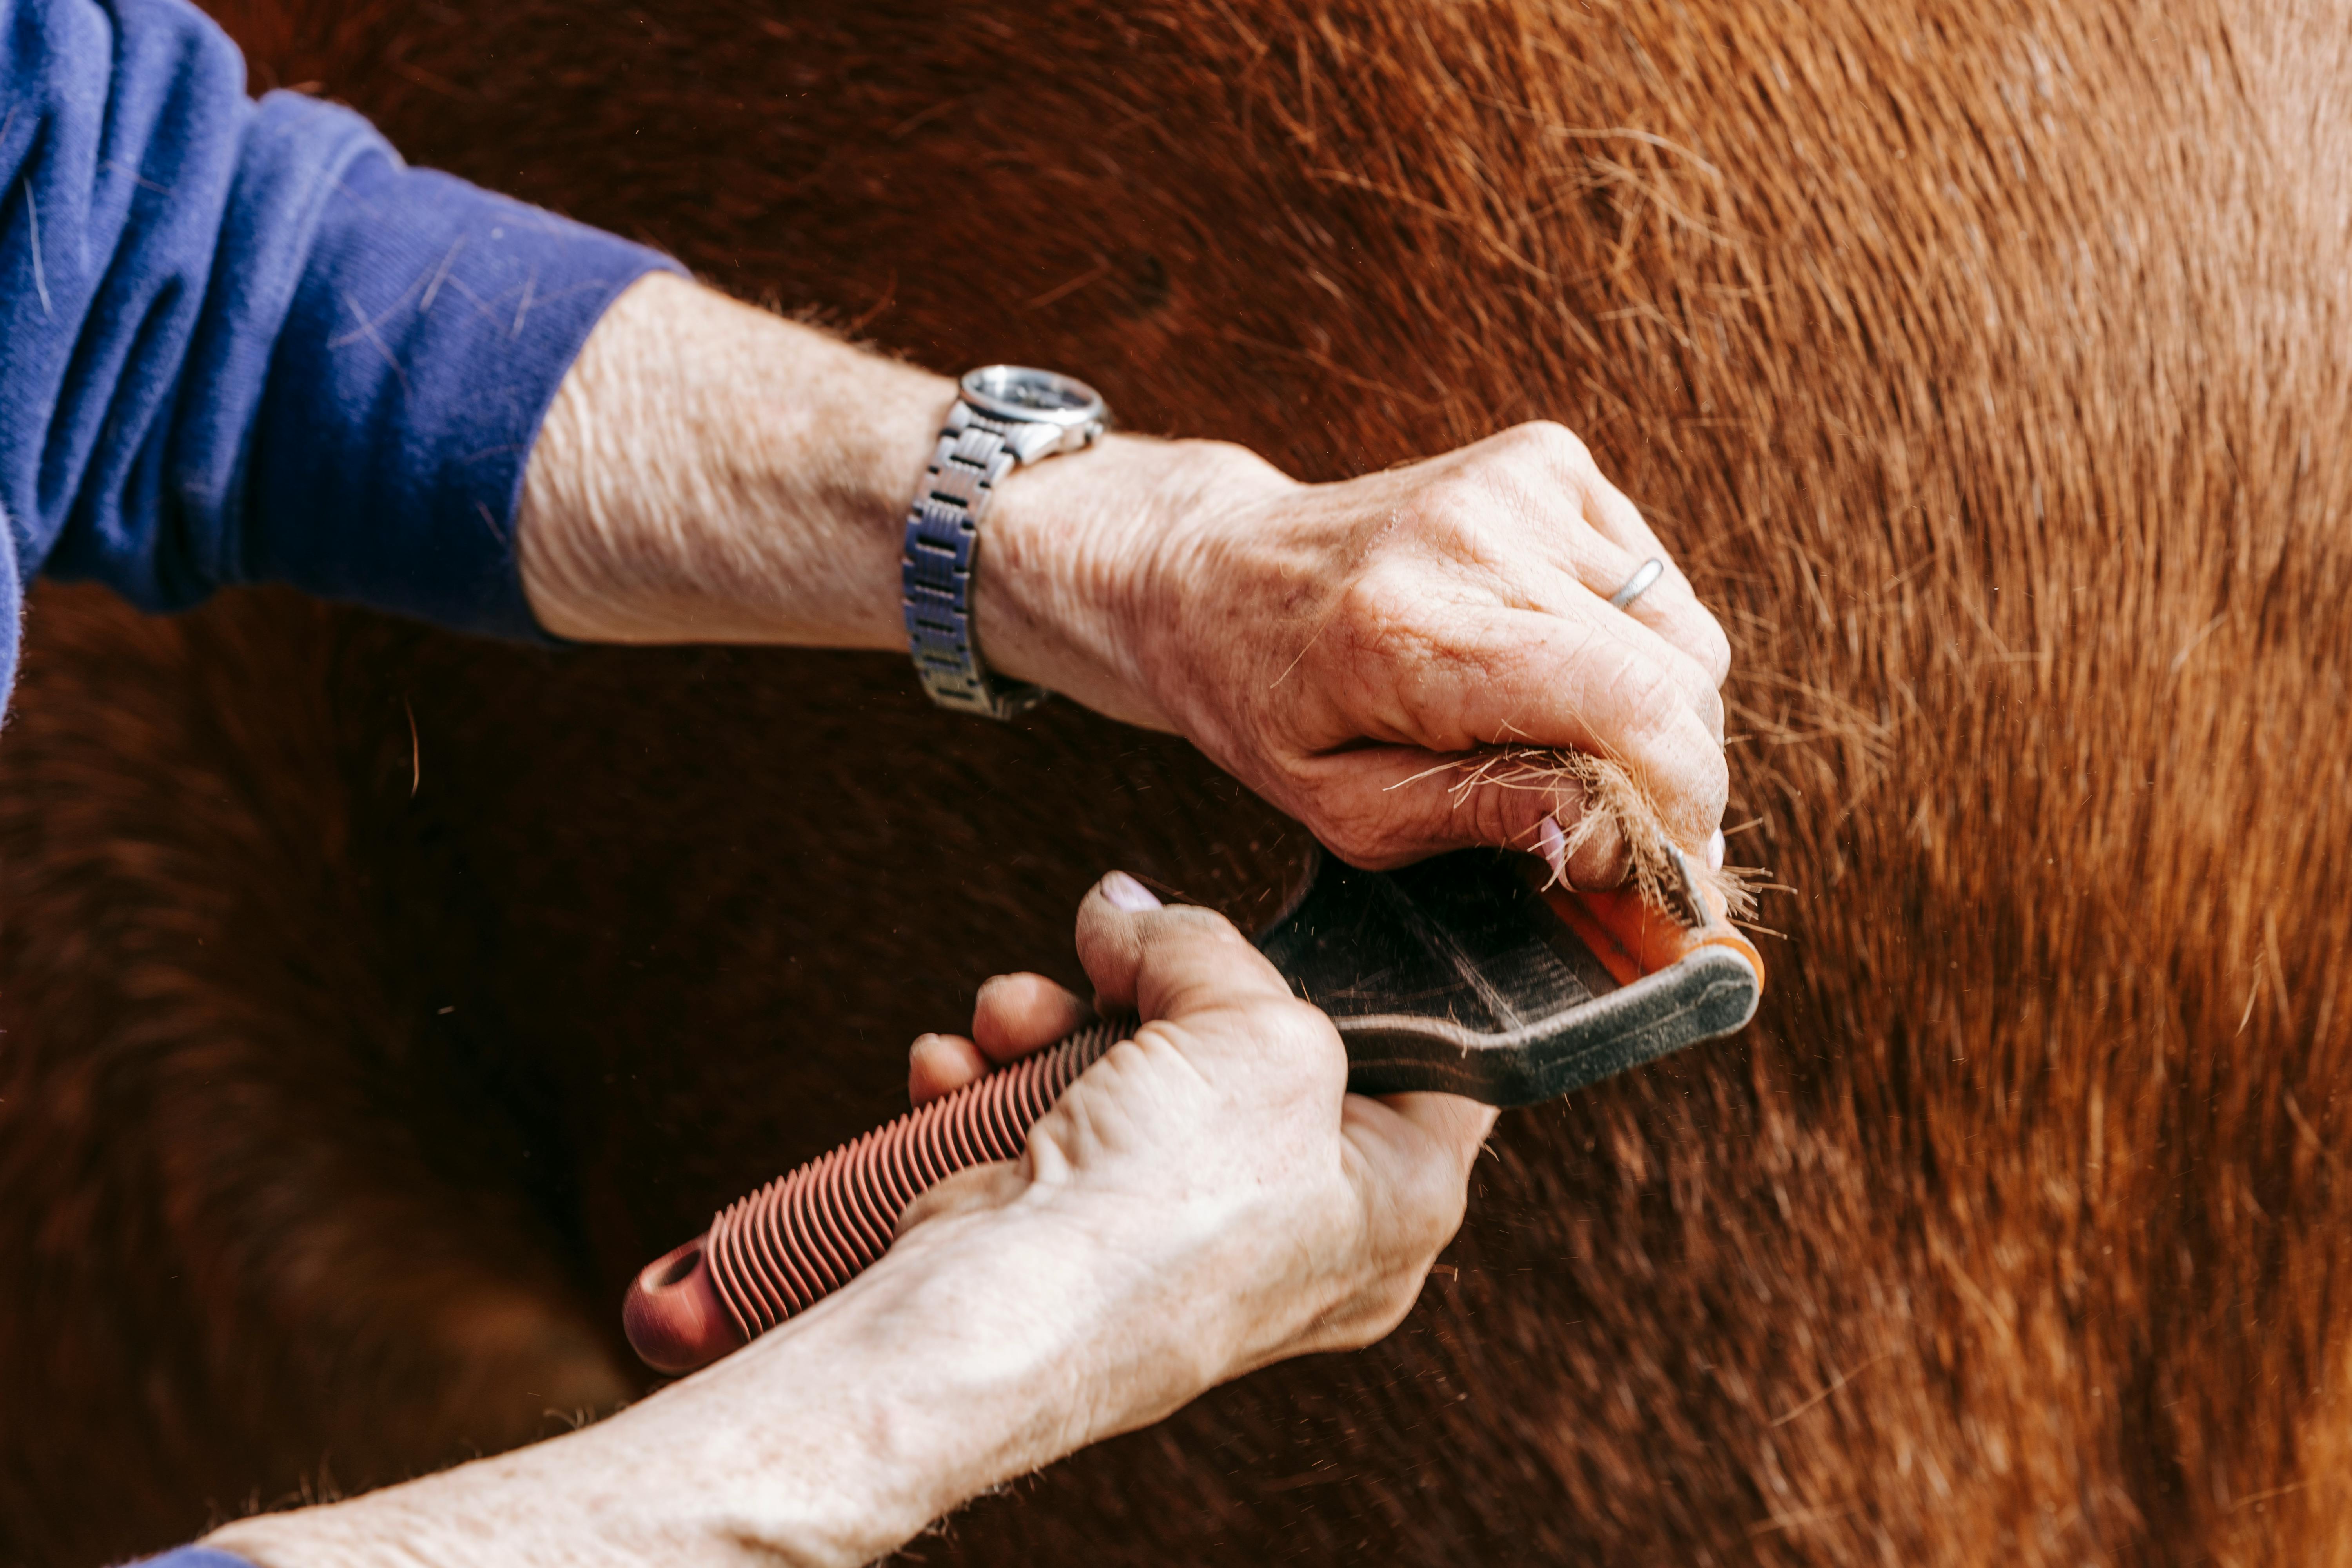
[[961, 365, 1107, 426]]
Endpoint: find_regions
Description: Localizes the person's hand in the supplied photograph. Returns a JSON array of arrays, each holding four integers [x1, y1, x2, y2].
[[520, 279, 1729, 880], [203, 874, 1491, 1568], [898, 870, 1496, 1415], [983, 423, 1732, 877]]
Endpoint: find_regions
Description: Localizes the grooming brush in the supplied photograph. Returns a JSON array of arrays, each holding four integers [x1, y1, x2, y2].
[[623, 846, 1763, 1374]]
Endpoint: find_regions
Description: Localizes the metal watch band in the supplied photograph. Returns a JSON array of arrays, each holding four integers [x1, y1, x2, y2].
[[901, 367, 1108, 719], [899, 403, 1049, 718]]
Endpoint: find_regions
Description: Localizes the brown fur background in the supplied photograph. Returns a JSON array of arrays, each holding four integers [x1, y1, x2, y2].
[[2, 0, 2347, 1563]]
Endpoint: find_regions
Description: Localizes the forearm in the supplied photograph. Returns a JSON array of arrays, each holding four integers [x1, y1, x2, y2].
[[517, 273, 947, 652], [203, 1202, 1155, 1568], [517, 271, 1732, 873], [515, 273, 1284, 728]]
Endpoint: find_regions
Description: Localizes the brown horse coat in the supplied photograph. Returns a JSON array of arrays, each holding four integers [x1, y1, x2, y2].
[[3, 1, 2347, 1563]]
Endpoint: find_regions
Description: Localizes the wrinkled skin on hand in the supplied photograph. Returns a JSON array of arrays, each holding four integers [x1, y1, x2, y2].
[[518, 271, 1732, 884], [200, 874, 1496, 1568], [11, 0, 2351, 1564], [989, 422, 1732, 875], [903, 872, 1496, 1416]]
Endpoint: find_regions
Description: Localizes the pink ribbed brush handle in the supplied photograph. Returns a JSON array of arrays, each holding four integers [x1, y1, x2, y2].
[[624, 1017, 1125, 1372]]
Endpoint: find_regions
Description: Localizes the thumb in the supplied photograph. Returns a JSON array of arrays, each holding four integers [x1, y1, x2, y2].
[[1073, 871, 1294, 1020]]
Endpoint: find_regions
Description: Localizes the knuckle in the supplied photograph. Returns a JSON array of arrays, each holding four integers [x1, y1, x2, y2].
[[1617, 661, 1697, 740], [1618, 706, 1727, 830], [1696, 682, 1727, 739], [1639, 697, 1726, 786], [1660, 598, 1733, 686], [1401, 480, 1487, 552], [1337, 561, 1459, 657], [1461, 773, 1548, 849], [1664, 644, 1717, 710], [1334, 562, 1408, 632], [1156, 903, 1245, 949], [1505, 418, 1593, 470]]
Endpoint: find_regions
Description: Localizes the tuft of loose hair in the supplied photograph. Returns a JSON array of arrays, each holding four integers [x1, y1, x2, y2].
[[1439, 747, 1760, 923]]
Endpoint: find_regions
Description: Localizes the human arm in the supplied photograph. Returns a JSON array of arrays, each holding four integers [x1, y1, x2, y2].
[[203, 872, 1494, 1568], [1, 0, 1728, 875], [0, 0, 677, 707], [518, 274, 1734, 876]]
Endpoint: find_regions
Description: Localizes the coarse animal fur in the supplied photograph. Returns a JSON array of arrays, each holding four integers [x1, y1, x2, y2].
[[4, 0, 2348, 1562]]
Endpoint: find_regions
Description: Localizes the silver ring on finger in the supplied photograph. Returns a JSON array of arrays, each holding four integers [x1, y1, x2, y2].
[[1607, 557, 1666, 610]]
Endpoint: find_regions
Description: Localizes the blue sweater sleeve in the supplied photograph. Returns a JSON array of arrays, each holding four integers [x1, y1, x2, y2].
[[0, 0, 684, 707]]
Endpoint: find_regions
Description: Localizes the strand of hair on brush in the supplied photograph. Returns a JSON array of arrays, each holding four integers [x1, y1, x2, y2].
[[1394, 747, 1763, 921]]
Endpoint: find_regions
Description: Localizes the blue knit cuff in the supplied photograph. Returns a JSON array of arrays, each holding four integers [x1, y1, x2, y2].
[[125, 1550, 254, 1568], [241, 126, 684, 641]]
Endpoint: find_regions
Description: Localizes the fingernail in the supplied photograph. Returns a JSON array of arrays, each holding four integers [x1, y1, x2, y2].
[[1536, 816, 1569, 884], [1707, 828, 1726, 871], [908, 1032, 944, 1061], [1098, 870, 1163, 912]]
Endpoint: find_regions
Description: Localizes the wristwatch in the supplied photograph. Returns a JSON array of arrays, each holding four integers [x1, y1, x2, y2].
[[900, 365, 1110, 719]]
